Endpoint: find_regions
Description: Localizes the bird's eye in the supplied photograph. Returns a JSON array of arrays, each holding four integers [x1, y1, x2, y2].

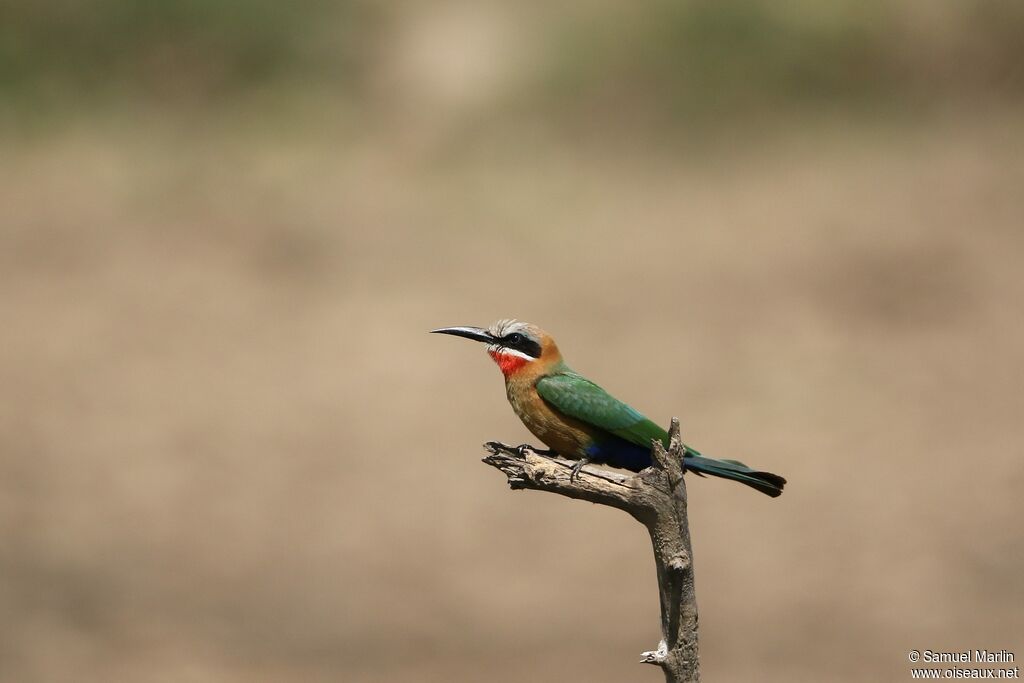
[[507, 333, 523, 345]]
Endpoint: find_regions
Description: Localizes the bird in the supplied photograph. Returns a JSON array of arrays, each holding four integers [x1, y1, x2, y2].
[[432, 319, 786, 497]]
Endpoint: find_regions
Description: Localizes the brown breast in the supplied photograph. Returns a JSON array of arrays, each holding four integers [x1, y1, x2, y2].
[[504, 373, 593, 460]]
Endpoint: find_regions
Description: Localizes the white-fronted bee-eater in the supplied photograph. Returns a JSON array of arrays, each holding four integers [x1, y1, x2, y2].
[[433, 319, 786, 497]]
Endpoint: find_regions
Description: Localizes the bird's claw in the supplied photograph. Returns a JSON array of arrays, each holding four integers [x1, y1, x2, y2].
[[569, 458, 590, 482], [515, 444, 559, 458]]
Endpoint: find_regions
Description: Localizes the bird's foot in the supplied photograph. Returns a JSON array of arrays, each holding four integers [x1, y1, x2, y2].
[[515, 444, 557, 458], [569, 457, 591, 482]]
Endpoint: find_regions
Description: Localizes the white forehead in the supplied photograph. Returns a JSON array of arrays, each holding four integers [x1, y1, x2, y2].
[[487, 319, 535, 338]]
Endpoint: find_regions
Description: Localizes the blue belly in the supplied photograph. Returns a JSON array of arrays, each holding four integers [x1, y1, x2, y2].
[[585, 437, 654, 472]]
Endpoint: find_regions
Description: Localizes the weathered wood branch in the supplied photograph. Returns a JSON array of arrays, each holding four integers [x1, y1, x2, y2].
[[482, 418, 699, 683]]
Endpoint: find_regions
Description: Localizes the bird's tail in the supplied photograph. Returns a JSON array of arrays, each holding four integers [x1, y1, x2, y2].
[[683, 453, 786, 498]]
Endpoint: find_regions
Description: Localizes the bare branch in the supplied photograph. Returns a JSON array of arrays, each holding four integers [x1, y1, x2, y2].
[[481, 417, 700, 683]]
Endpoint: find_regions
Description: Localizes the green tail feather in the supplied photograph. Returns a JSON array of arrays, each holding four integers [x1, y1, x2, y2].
[[683, 453, 787, 498]]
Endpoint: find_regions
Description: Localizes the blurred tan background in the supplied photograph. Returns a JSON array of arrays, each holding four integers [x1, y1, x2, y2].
[[2, 1, 1023, 681]]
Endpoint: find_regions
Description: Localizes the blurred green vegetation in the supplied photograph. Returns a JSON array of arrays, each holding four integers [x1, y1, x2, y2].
[[539, 0, 1024, 124], [1, 0, 1022, 127], [0, 0, 375, 106], [543, 2, 894, 119]]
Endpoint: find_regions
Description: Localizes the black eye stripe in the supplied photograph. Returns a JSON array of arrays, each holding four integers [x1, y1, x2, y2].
[[501, 332, 542, 358]]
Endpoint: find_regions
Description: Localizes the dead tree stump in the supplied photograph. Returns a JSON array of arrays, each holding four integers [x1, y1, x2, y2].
[[482, 418, 700, 683]]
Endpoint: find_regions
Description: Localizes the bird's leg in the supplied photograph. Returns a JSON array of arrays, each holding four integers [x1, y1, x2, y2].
[[569, 457, 591, 482]]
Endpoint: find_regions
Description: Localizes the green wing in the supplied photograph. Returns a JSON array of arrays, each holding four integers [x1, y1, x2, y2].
[[536, 372, 669, 448]]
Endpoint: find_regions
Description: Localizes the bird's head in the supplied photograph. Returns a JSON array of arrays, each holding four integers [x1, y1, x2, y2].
[[431, 319, 560, 376]]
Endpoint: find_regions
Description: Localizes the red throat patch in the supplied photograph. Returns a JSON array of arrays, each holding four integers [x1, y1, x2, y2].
[[488, 349, 529, 376]]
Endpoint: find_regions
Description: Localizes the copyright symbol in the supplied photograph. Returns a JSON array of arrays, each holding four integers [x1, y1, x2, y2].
[[909, 650, 921, 662]]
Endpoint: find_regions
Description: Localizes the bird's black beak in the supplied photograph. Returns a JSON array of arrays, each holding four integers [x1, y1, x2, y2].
[[431, 326, 496, 344]]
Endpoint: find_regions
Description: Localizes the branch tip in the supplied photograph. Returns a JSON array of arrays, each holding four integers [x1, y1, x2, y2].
[[668, 417, 684, 455], [651, 437, 671, 470], [640, 640, 669, 665]]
